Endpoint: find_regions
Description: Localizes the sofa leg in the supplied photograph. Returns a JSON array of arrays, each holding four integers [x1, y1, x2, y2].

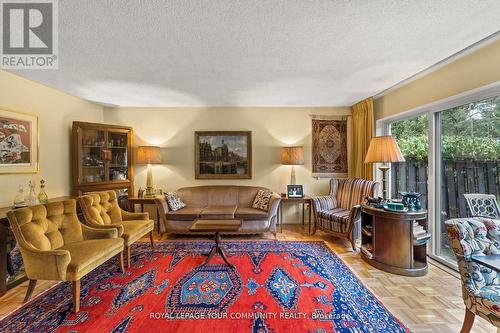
[[23, 279, 37, 303], [149, 231, 155, 249], [126, 246, 131, 268], [119, 251, 125, 273], [72, 280, 81, 313], [460, 308, 475, 333]]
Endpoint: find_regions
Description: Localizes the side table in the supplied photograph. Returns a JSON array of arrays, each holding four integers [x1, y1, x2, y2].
[[128, 197, 161, 234], [278, 195, 312, 234]]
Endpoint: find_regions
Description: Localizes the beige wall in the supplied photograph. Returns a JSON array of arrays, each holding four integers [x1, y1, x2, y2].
[[0, 70, 104, 207], [374, 40, 500, 120], [104, 107, 351, 223]]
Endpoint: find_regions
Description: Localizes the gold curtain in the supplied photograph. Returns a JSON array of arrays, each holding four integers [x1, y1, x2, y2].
[[350, 97, 374, 180]]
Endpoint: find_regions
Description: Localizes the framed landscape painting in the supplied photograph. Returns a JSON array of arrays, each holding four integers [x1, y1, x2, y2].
[[195, 131, 252, 179], [0, 109, 39, 174]]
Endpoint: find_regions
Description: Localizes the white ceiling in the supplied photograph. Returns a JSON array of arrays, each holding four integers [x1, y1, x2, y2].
[[11, 1, 500, 107]]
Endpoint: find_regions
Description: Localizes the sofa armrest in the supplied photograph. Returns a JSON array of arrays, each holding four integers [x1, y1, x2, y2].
[[267, 194, 281, 232], [268, 194, 281, 217], [81, 223, 118, 239], [154, 195, 170, 233], [20, 245, 70, 281], [122, 209, 149, 221]]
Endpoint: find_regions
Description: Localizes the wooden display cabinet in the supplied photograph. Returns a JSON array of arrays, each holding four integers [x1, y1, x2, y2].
[[360, 205, 429, 277], [72, 122, 134, 198]]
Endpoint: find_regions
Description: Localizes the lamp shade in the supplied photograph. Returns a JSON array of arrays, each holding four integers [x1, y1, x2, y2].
[[364, 136, 405, 163], [281, 146, 304, 165], [137, 146, 162, 164]]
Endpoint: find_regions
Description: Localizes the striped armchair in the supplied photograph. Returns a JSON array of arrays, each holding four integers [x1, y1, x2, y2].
[[312, 178, 378, 251]]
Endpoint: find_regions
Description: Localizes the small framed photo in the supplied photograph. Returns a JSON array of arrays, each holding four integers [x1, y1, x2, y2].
[[287, 185, 304, 198]]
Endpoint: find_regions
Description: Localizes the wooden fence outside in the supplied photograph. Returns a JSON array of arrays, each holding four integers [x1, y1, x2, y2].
[[391, 159, 500, 219]]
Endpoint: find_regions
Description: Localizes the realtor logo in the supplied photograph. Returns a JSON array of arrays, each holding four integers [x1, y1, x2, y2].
[[0, 0, 58, 69]]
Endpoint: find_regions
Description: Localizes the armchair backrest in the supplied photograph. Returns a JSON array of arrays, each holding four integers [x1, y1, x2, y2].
[[445, 218, 500, 296], [7, 199, 83, 251], [464, 193, 500, 218], [78, 191, 122, 225], [330, 178, 378, 210]]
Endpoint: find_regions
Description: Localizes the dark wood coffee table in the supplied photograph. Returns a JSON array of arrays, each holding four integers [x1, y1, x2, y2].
[[189, 219, 242, 268]]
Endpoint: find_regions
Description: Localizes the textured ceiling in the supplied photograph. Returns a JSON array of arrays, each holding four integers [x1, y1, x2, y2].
[[11, 1, 500, 107]]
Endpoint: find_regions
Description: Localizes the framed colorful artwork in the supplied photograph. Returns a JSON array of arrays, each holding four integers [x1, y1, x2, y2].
[[195, 131, 252, 179], [0, 109, 39, 174]]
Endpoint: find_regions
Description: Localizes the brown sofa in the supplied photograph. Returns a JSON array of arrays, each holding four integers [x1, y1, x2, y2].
[[155, 185, 281, 236]]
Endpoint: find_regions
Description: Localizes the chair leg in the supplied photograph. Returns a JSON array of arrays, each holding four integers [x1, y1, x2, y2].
[[349, 238, 357, 252], [72, 280, 81, 313], [460, 308, 475, 333], [119, 251, 125, 273], [149, 231, 154, 249], [23, 279, 37, 303], [126, 246, 131, 268]]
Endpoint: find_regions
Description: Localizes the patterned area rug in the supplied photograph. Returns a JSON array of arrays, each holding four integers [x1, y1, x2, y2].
[[0, 241, 409, 333]]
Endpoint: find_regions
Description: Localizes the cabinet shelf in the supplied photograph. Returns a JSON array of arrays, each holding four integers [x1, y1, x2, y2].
[[362, 227, 373, 237]]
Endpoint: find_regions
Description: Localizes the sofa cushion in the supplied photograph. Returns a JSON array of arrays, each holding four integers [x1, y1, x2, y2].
[[200, 205, 237, 219], [252, 190, 273, 211], [165, 192, 186, 211], [166, 207, 204, 221], [235, 207, 268, 220]]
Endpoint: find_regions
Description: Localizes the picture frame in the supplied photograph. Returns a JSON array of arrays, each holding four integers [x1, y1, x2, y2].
[[0, 109, 39, 174], [287, 185, 304, 198], [195, 131, 252, 179]]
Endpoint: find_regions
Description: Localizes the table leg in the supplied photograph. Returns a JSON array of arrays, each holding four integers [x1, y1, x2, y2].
[[302, 203, 305, 225], [308, 203, 312, 235], [140, 204, 144, 213], [156, 207, 161, 235], [279, 202, 283, 233]]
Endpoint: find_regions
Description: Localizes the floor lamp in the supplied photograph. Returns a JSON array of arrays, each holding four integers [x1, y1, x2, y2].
[[137, 146, 162, 198], [364, 136, 405, 201]]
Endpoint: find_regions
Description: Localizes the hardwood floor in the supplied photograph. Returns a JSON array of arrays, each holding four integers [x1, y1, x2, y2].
[[0, 225, 496, 333]]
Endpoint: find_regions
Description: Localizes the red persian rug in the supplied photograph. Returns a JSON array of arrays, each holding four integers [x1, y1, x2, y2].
[[0, 241, 409, 333]]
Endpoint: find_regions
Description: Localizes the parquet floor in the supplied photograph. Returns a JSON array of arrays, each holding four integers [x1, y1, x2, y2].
[[0, 225, 496, 333]]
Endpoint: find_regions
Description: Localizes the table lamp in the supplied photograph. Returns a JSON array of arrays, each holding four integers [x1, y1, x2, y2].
[[137, 146, 162, 198], [281, 146, 304, 185], [364, 136, 405, 200]]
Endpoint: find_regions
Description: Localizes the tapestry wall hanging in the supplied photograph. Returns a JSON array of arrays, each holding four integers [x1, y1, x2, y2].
[[0, 109, 39, 174], [311, 115, 350, 178]]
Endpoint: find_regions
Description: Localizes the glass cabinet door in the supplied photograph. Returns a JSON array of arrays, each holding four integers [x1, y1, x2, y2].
[[107, 130, 129, 182], [79, 128, 105, 183]]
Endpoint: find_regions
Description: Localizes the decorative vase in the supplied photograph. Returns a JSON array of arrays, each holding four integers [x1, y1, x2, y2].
[[38, 179, 49, 204], [26, 181, 37, 206], [13, 185, 26, 208]]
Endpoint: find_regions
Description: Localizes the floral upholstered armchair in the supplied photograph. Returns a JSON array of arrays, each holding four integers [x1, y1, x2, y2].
[[445, 217, 500, 332], [311, 178, 378, 251]]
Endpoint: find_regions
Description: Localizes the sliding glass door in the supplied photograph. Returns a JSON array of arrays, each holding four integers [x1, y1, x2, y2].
[[436, 96, 500, 263], [382, 90, 500, 268]]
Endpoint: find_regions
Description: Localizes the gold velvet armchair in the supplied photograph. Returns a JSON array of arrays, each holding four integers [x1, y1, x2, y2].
[[6, 199, 124, 313], [78, 191, 154, 268]]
